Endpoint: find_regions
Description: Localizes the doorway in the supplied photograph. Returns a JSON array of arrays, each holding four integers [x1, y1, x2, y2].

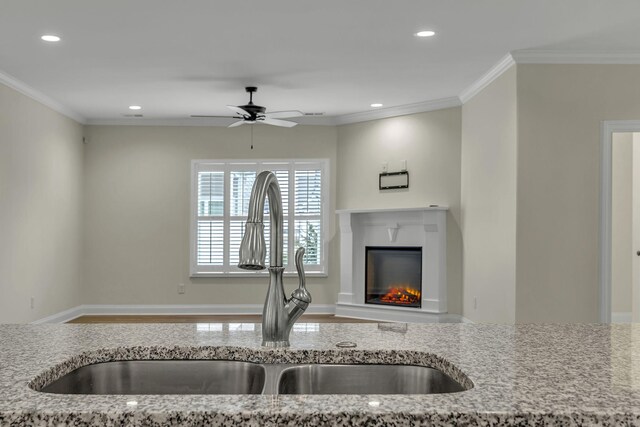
[[601, 121, 640, 323]]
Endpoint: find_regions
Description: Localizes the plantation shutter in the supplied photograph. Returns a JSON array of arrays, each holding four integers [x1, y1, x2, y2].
[[228, 170, 256, 266], [294, 169, 323, 266], [196, 171, 224, 265]]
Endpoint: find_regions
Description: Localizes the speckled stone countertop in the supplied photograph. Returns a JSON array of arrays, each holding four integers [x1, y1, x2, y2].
[[1, 322, 639, 426]]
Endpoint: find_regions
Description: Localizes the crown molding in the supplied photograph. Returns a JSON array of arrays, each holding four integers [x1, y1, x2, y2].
[[86, 118, 236, 127], [458, 54, 516, 104], [457, 50, 640, 104], [0, 69, 85, 124], [332, 97, 462, 126], [512, 50, 640, 64]]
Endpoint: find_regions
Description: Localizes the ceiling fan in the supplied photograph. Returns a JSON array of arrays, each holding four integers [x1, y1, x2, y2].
[[191, 86, 303, 128]]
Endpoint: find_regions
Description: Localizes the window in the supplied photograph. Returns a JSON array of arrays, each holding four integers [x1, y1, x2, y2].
[[190, 159, 329, 276]]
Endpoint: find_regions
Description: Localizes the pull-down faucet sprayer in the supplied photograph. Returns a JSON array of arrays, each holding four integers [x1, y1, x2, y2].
[[238, 171, 311, 347]]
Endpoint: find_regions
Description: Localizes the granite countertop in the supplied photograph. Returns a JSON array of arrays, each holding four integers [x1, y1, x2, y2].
[[0, 322, 639, 426]]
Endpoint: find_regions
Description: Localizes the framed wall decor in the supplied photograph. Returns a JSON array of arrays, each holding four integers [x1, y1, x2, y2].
[[379, 171, 409, 190]]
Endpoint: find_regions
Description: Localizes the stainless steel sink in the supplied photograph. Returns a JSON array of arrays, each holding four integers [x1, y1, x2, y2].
[[277, 364, 466, 394], [39, 360, 266, 395], [38, 360, 468, 395]]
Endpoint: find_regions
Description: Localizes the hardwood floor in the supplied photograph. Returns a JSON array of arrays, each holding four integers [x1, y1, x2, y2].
[[68, 314, 376, 324]]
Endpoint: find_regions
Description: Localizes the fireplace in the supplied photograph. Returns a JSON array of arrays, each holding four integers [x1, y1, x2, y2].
[[365, 246, 422, 308], [335, 207, 447, 323]]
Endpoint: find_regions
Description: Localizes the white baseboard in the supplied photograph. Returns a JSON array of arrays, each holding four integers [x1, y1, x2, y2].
[[611, 312, 633, 323], [31, 306, 85, 324], [460, 316, 475, 324], [32, 304, 336, 324]]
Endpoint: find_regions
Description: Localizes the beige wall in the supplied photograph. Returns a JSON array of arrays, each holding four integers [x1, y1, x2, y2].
[[611, 133, 633, 314], [516, 64, 640, 323], [0, 83, 84, 323], [82, 125, 339, 305], [336, 108, 463, 315], [461, 67, 518, 323]]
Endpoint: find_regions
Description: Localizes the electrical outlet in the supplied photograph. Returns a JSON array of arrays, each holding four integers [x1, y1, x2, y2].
[[178, 283, 186, 294], [30, 297, 35, 309]]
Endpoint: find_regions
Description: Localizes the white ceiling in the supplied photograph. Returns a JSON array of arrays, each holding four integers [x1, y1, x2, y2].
[[2, 0, 640, 124]]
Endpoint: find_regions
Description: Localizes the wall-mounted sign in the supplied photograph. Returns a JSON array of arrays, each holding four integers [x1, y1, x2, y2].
[[379, 171, 409, 190]]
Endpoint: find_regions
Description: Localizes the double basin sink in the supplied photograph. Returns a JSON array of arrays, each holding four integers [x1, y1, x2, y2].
[[39, 360, 468, 395]]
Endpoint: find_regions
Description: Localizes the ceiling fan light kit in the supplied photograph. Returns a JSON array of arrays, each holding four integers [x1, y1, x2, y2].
[[191, 86, 303, 128]]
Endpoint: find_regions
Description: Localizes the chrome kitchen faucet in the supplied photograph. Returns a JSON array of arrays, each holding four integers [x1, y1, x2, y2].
[[238, 171, 312, 347]]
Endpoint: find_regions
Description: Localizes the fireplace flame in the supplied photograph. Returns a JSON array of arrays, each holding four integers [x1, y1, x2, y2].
[[379, 285, 421, 305]]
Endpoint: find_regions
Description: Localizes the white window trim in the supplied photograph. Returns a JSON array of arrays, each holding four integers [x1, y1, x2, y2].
[[190, 158, 330, 278]]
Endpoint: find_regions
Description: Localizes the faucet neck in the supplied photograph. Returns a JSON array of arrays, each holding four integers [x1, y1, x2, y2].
[[246, 171, 284, 267]]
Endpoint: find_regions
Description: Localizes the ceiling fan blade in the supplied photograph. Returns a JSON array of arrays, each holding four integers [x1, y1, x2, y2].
[[228, 120, 246, 128], [227, 105, 250, 116], [265, 110, 304, 119], [191, 115, 238, 118], [261, 118, 298, 128]]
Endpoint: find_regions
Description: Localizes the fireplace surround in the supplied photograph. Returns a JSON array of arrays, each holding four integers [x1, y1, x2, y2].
[[335, 207, 447, 323]]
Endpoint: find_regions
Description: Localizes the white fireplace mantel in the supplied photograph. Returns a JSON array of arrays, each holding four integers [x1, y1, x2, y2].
[[335, 207, 448, 323]]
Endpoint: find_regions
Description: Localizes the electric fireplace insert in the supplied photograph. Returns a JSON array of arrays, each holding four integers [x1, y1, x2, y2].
[[365, 246, 422, 308]]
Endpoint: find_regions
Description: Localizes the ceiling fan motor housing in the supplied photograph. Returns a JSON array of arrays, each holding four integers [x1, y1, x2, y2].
[[241, 87, 266, 119], [239, 103, 266, 117]]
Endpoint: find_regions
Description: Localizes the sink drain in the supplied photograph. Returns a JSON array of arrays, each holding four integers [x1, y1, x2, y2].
[[335, 341, 357, 348]]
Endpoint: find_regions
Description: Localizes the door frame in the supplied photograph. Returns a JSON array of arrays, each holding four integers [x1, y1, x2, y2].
[[599, 120, 640, 322]]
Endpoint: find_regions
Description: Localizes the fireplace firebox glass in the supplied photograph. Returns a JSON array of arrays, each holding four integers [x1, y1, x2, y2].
[[365, 246, 422, 308]]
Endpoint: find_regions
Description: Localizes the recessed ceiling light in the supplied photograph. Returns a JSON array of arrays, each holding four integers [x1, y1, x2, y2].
[[370, 103, 383, 108], [41, 35, 61, 42], [128, 105, 142, 110], [415, 30, 436, 38]]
